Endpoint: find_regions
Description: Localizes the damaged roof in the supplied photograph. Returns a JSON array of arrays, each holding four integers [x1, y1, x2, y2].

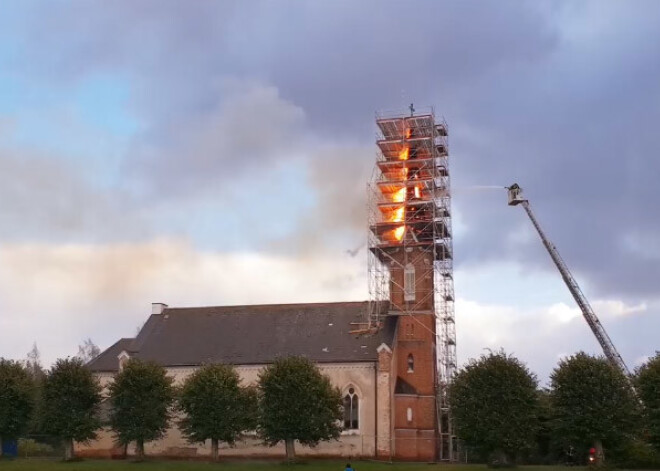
[[88, 301, 396, 372]]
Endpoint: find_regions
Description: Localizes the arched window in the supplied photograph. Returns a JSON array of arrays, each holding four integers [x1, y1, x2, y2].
[[407, 353, 414, 373], [407, 407, 413, 423], [343, 387, 359, 430]]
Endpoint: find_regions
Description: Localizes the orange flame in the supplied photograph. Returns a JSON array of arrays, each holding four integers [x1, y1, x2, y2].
[[414, 185, 421, 198], [388, 206, 405, 223], [405, 128, 412, 139], [398, 146, 409, 161], [394, 226, 405, 240], [392, 187, 406, 203]]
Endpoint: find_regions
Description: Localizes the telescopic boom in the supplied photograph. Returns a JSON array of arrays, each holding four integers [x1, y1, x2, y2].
[[507, 184, 632, 378]]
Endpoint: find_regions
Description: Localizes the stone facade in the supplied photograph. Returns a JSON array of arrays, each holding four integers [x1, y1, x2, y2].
[[77, 362, 381, 459]]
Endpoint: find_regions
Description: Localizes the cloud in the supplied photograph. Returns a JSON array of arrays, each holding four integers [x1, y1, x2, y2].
[[128, 82, 306, 196], [267, 141, 373, 258], [449, 1, 660, 299], [1, 0, 659, 365], [456, 296, 657, 385], [0, 238, 366, 365], [0, 145, 145, 243]]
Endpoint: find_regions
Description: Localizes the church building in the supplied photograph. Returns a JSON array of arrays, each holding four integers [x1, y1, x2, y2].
[[79, 110, 456, 462]]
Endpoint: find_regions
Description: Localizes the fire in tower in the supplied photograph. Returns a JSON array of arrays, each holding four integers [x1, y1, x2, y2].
[[366, 107, 457, 461]]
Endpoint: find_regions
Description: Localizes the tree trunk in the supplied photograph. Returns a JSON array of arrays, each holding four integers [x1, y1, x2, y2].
[[285, 439, 295, 463], [136, 439, 145, 462], [122, 442, 128, 459], [595, 440, 605, 464], [63, 439, 74, 461], [211, 438, 219, 462], [489, 449, 509, 468]]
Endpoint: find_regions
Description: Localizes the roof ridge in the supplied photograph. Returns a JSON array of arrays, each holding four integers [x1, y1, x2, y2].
[[164, 300, 368, 312]]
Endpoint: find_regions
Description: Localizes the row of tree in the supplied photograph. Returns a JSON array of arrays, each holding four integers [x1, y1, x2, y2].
[[449, 350, 660, 467], [3, 346, 658, 465], [0, 356, 342, 461]]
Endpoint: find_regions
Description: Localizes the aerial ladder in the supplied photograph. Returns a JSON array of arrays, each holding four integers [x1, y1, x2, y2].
[[506, 183, 633, 379]]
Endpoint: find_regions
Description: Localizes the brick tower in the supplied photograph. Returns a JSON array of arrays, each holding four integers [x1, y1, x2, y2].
[[367, 108, 456, 461]]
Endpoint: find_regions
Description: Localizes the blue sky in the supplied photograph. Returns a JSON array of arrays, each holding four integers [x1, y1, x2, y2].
[[0, 0, 659, 383]]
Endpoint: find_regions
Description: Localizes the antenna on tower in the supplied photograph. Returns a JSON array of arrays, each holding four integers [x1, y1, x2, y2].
[[409, 103, 415, 116]]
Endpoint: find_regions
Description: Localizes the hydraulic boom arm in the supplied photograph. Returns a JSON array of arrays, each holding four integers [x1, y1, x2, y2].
[[507, 184, 632, 377]]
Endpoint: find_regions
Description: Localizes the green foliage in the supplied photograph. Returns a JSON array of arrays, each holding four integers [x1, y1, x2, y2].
[[178, 364, 257, 446], [528, 389, 557, 464], [0, 359, 35, 441], [0, 459, 542, 470], [109, 359, 174, 450], [17, 438, 56, 457], [41, 358, 101, 443], [637, 352, 660, 450], [448, 351, 539, 464], [258, 356, 342, 449], [550, 352, 639, 451], [612, 438, 660, 469]]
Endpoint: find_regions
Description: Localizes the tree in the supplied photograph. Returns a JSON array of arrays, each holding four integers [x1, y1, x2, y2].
[[637, 352, 660, 450], [258, 356, 342, 462], [24, 343, 45, 381], [109, 358, 174, 461], [533, 389, 555, 463], [178, 364, 258, 461], [550, 352, 639, 463], [42, 358, 102, 460], [448, 351, 539, 466], [0, 360, 35, 457], [20, 344, 47, 441], [76, 339, 100, 364]]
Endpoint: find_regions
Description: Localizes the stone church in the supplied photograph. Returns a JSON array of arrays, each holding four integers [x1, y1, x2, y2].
[[80, 300, 437, 461], [79, 110, 453, 462]]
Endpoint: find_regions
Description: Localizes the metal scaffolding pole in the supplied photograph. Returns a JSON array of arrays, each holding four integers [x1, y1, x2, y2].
[[365, 108, 457, 461]]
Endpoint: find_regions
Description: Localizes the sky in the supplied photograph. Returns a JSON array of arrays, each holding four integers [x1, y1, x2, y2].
[[0, 0, 659, 385]]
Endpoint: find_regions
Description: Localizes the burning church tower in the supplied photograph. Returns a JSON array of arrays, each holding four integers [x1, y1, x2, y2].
[[365, 107, 456, 461]]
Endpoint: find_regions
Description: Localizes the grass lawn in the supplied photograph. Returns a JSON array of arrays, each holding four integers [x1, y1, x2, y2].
[[0, 462, 584, 471]]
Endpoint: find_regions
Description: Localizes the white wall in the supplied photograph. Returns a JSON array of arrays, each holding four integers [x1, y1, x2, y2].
[[77, 362, 377, 459]]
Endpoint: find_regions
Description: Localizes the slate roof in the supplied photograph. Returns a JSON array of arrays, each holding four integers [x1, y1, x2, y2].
[[88, 301, 397, 372]]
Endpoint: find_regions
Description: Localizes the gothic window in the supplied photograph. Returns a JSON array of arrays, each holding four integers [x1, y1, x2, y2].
[[407, 353, 414, 373], [407, 407, 413, 423], [343, 387, 359, 430], [404, 264, 416, 301]]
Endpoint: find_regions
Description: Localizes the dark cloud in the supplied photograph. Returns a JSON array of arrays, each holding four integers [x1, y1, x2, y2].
[[16, 0, 559, 134], [450, 2, 660, 300], [126, 82, 306, 196], [6, 0, 660, 303]]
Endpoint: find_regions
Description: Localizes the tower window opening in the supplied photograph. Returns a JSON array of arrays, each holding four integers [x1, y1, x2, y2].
[[404, 264, 416, 301], [407, 353, 414, 373], [343, 387, 359, 430], [407, 407, 413, 423], [407, 322, 415, 337]]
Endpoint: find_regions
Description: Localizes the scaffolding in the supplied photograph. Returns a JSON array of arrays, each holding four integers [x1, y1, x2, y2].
[[366, 107, 457, 461]]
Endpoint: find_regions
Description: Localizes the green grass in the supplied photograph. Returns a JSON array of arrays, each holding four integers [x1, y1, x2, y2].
[[0, 461, 584, 471]]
